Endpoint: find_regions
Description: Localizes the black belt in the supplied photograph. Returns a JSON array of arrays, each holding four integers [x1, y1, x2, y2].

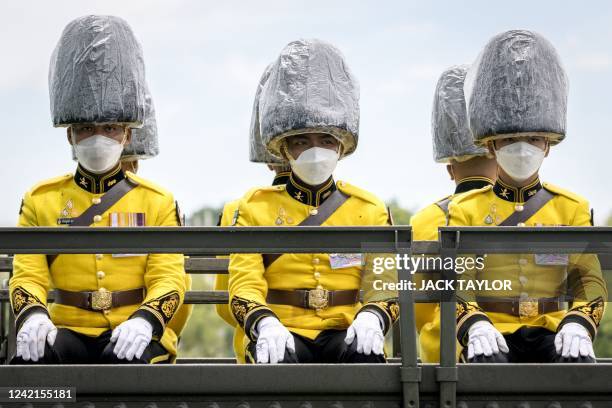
[[476, 296, 567, 318], [266, 288, 359, 310], [55, 287, 145, 312]]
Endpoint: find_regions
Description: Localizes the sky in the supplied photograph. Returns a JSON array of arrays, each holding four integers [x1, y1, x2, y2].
[[1, 0, 611, 226]]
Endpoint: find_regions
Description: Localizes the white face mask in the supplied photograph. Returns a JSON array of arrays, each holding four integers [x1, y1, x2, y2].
[[289, 146, 339, 185], [73, 134, 124, 174], [495, 141, 545, 183]]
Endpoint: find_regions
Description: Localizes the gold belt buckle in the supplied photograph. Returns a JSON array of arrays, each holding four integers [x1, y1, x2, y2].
[[308, 288, 329, 310], [518, 298, 539, 318], [91, 288, 112, 311]]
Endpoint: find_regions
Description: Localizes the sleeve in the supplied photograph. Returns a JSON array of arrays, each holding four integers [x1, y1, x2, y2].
[[214, 201, 239, 327], [227, 200, 277, 341], [557, 200, 607, 339], [357, 205, 399, 334], [9, 192, 51, 330], [131, 194, 186, 339], [448, 202, 492, 346]]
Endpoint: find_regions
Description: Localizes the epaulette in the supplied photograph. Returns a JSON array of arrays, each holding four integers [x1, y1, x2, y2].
[[125, 172, 171, 196], [434, 195, 453, 216], [240, 184, 285, 203], [336, 180, 385, 207], [543, 182, 587, 204], [219, 198, 241, 226], [29, 174, 72, 195]]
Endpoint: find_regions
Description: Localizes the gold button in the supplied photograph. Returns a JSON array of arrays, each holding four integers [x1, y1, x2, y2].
[[519, 258, 528, 266], [97, 271, 105, 279], [309, 208, 318, 216], [103, 310, 110, 315], [515, 204, 524, 212], [312, 257, 320, 265], [519, 276, 528, 285], [517, 222, 526, 227], [93, 215, 102, 222], [314, 272, 321, 279], [92, 197, 101, 205], [96, 254, 103, 260], [520, 292, 529, 299]]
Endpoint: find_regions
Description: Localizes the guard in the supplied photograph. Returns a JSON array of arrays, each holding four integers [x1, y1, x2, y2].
[[228, 39, 398, 364], [450, 30, 606, 363], [9, 15, 186, 364], [411, 65, 497, 363]]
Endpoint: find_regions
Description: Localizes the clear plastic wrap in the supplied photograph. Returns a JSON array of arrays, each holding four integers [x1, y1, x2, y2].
[[249, 63, 285, 164], [49, 15, 146, 127], [258, 39, 359, 159], [464, 30, 568, 146], [432, 65, 488, 163], [71, 83, 158, 161], [122, 85, 158, 160]]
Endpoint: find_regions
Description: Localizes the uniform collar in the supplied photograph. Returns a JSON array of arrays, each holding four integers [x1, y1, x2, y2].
[[272, 171, 291, 186], [286, 172, 336, 207], [454, 176, 494, 195], [493, 177, 542, 203], [74, 163, 125, 194]]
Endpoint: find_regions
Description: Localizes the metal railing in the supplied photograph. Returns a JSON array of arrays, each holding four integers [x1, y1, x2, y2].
[[1, 226, 612, 408]]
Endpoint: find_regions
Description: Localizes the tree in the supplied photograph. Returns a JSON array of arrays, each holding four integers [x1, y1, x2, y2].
[[386, 198, 413, 225]]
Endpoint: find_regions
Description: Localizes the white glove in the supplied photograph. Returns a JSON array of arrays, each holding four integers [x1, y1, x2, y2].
[[344, 311, 385, 355], [16, 312, 57, 362], [255, 316, 295, 363], [555, 322, 595, 359], [467, 320, 509, 359], [110, 317, 153, 361]]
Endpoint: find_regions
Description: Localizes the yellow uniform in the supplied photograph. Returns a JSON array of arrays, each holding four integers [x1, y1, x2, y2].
[[10, 165, 186, 360], [228, 175, 399, 361], [214, 172, 290, 363], [411, 177, 493, 363], [446, 178, 606, 349]]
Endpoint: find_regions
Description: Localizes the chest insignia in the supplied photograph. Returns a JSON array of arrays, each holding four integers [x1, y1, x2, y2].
[[61, 199, 74, 218]]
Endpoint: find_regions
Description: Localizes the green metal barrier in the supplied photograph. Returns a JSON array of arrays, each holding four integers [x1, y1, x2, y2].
[[1, 226, 612, 408]]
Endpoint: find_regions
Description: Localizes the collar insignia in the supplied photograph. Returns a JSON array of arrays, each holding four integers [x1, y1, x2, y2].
[[74, 164, 125, 194], [286, 173, 336, 207], [493, 178, 542, 203]]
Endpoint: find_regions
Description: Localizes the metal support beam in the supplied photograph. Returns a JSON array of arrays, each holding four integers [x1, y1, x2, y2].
[[398, 248, 420, 408], [0, 226, 411, 255], [439, 226, 612, 254], [438, 230, 458, 408]]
